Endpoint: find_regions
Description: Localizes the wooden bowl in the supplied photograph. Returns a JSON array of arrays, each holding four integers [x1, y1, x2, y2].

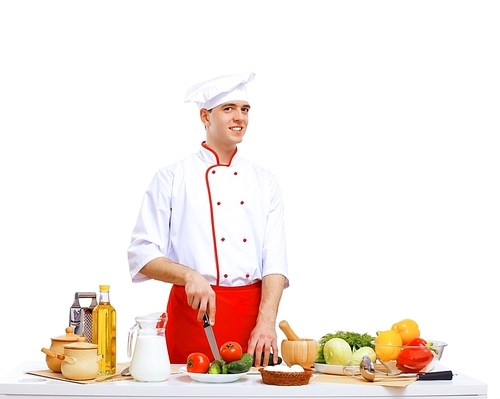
[[281, 339, 318, 368]]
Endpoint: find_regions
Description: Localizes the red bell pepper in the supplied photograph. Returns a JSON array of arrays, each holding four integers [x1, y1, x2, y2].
[[396, 338, 435, 373], [407, 338, 427, 346]]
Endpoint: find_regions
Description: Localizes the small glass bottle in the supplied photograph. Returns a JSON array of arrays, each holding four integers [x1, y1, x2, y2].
[[92, 284, 116, 375]]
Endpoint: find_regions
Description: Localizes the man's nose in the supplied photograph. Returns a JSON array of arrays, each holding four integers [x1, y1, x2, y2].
[[233, 109, 244, 120]]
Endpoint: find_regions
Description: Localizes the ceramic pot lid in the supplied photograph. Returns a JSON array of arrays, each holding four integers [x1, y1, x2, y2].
[[51, 327, 81, 342]]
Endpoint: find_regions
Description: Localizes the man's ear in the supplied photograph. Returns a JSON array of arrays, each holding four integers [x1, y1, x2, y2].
[[200, 108, 210, 128]]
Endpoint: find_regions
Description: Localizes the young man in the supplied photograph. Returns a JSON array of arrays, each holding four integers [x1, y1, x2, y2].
[[128, 72, 289, 366]]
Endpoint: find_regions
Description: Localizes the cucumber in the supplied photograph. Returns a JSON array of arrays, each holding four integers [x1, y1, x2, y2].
[[208, 360, 222, 374], [259, 352, 283, 366], [227, 353, 254, 374]]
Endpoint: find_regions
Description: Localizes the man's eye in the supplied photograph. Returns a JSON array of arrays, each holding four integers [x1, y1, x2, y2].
[[224, 106, 233, 111]]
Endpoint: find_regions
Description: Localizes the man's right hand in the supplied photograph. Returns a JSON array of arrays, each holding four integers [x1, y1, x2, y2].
[[140, 257, 217, 324], [184, 272, 216, 324]]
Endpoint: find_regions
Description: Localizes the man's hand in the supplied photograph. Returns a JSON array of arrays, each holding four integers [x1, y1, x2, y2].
[[246, 321, 279, 367], [140, 257, 216, 324], [184, 272, 216, 323], [246, 274, 285, 367]]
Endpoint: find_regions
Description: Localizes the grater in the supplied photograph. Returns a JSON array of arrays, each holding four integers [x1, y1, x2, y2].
[[69, 292, 97, 343]]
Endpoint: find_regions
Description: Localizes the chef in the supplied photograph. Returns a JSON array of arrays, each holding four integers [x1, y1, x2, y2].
[[128, 71, 289, 366]]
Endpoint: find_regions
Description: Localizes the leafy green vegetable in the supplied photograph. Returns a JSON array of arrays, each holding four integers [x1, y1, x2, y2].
[[323, 338, 352, 365], [316, 331, 376, 364], [351, 346, 376, 365]]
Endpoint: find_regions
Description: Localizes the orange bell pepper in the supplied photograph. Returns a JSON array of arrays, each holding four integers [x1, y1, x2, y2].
[[374, 330, 403, 362], [391, 319, 420, 345]]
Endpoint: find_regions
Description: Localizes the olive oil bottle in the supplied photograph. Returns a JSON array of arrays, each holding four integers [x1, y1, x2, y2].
[[92, 284, 116, 375]]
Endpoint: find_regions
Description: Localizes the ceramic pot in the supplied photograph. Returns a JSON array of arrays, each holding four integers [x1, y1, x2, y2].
[[60, 337, 102, 380], [44, 327, 81, 372]]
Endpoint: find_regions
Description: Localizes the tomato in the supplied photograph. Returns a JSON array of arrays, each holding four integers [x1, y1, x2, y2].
[[186, 352, 210, 373], [219, 341, 243, 363]]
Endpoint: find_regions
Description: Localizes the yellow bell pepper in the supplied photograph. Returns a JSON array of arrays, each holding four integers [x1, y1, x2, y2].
[[374, 330, 402, 362], [391, 319, 420, 345]]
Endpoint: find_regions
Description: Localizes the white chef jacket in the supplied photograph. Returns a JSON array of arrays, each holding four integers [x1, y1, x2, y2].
[[128, 142, 289, 288]]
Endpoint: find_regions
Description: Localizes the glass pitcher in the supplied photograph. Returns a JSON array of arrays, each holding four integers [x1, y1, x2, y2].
[[127, 311, 171, 382]]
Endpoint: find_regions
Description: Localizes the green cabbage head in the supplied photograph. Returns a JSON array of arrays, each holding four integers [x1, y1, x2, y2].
[[351, 346, 377, 365], [323, 338, 352, 365]]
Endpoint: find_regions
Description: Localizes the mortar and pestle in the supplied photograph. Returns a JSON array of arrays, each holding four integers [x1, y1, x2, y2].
[[279, 320, 318, 368]]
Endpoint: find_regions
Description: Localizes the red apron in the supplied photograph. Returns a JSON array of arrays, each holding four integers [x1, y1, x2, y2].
[[166, 282, 262, 364]]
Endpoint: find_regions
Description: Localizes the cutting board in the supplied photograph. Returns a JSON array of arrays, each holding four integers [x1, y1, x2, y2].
[[27, 363, 180, 384], [312, 373, 417, 387]]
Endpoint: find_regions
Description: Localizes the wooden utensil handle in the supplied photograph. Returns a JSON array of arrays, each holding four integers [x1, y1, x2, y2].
[[279, 320, 301, 341], [41, 347, 65, 360]]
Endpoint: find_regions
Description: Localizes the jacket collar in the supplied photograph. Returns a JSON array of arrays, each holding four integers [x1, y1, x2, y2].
[[198, 141, 239, 166]]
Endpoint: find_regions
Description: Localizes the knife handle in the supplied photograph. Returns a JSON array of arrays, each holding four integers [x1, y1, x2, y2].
[[418, 370, 453, 380], [202, 313, 210, 328]]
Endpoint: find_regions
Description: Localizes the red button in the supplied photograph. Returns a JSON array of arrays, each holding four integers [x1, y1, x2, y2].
[[240, 201, 244, 205], [212, 170, 216, 174], [234, 172, 238, 175], [243, 238, 247, 242], [224, 274, 228, 278], [245, 273, 249, 278], [221, 237, 225, 242], [217, 202, 221, 205]]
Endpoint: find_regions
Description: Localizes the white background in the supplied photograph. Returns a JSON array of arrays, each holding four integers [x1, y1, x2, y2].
[[1, 0, 499, 397]]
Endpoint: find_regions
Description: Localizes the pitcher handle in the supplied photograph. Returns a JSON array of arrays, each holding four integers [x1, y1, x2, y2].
[[127, 323, 139, 358]]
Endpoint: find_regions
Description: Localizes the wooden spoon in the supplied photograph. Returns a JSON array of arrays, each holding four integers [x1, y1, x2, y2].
[[278, 320, 301, 341]]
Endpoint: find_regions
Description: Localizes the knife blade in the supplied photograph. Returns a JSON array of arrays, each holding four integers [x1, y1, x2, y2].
[[203, 313, 221, 361]]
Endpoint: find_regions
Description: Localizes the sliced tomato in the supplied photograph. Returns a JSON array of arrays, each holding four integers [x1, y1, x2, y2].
[[219, 341, 243, 363], [186, 352, 210, 373]]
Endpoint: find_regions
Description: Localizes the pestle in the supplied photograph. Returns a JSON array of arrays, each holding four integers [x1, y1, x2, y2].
[[279, 320, 301, 341]]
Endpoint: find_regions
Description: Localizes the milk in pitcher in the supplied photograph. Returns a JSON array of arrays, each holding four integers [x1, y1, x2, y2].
[[129, 335, 171, 381], [128, 312, 171, 382]]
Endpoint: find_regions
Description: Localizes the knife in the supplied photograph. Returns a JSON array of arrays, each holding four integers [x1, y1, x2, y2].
[[383, 370, 454, 381], [203, 313, 221, 361], [416, 370, 454, 380]]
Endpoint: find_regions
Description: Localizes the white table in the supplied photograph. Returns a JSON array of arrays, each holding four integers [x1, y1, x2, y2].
[[0, 361, 487, 399]]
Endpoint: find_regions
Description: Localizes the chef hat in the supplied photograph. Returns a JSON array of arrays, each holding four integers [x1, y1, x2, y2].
[[184, 71, 256, 110]]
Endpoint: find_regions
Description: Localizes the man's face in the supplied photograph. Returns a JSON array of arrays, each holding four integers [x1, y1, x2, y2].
[[204, 101, 251, 149]]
